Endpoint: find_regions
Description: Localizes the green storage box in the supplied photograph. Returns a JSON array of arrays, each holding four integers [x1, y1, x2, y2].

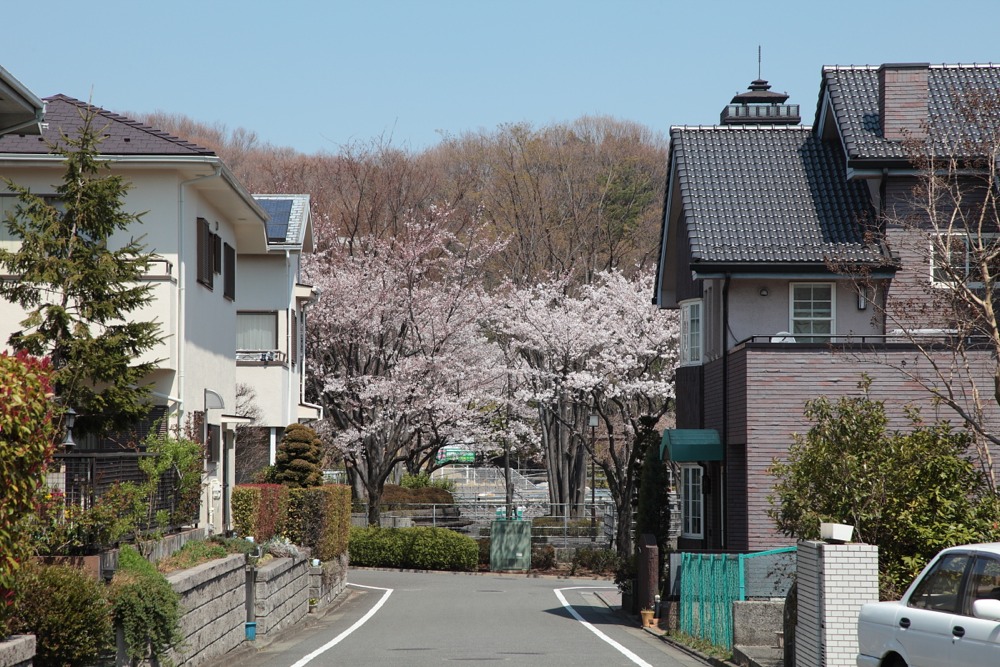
[[490, 519, 532, 571]]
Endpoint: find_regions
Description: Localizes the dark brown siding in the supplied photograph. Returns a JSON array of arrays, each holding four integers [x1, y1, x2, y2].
[[674, 212, 701, 303], [739, 344, 1000, 551], [675, 365, 703, 428]]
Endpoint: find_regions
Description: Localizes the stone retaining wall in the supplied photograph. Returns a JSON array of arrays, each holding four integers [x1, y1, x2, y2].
[[165, 554, 247, 667], [0, 635, 34, 667], [310, 552, 349, 609], [253, 556, 310, 636]]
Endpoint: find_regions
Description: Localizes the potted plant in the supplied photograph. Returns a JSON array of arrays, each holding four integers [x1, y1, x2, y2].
[[640, 606, 656, 628]]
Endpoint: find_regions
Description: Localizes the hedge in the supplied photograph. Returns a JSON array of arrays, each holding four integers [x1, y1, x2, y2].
[[349, 526, 477, 571], [233, 483, 351, 560]]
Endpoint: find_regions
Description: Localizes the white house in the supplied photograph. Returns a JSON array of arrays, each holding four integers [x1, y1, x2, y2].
[[238, 194, 322, 462], [0, 94, 275, 534]]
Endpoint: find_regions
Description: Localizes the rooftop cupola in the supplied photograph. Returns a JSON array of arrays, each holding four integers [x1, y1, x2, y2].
[[720, 78, 800, 125]]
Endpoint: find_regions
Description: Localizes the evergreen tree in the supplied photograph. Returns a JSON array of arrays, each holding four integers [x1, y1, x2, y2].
[[634, 416, 672, 563], [274, 423, 323, 488], [0, 107, 161, 436]]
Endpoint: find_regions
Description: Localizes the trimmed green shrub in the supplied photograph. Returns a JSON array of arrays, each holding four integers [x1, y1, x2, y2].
[[349, 527, 407, 568], [110, 545, 182, 664], [287, 485, 351, 560], [274, 423, 323, 488], [9, 562, 112, 666], [408, 528, 478, 570], [349, 527, 477, 571], [231, 485, 259, 538]]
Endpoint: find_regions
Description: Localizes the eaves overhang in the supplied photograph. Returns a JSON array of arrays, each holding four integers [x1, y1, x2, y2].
[[0, 67, 44, 136], [691, 261, 898, 279]]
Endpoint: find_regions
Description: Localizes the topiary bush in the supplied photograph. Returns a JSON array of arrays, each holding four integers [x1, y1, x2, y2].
[[349, 526, 477, 571], [273, 423, 323, 488], [8, 561, 112, 666], [231, 485, 260, 538], [109, 545, 182, 665]]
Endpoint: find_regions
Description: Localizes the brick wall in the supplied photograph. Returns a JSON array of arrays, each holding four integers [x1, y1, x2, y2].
[[879, 64, 929, 141], [795, 541, 879, 667]]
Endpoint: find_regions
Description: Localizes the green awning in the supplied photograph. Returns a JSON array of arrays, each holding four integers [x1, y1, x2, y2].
[[660, 429, 722, 462]]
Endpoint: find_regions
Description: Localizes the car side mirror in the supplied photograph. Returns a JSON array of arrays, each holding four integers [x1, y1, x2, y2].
[[972, 598, 1000, 621]]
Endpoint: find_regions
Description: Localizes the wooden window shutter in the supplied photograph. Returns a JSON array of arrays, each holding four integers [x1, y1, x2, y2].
[[224, 243, 236, 300]]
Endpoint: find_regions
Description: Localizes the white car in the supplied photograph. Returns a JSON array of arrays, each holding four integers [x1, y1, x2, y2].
[[857, 543, 1000, 666]]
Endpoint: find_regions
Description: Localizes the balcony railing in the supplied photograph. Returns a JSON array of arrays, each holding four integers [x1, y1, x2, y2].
[[735, 331, 989, 349], [236, 349, 288, 365]]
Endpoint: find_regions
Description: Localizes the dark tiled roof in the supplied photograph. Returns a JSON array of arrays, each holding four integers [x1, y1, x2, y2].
[[671, 125, 887, 266], [820, 64, 1000, 161], [0, 95, 215, 156]]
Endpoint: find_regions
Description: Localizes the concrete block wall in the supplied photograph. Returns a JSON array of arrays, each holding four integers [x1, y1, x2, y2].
[[310, 552, 349, 609], [795, 541, 879, 667], [166, 553, 247, 666], [254, 555, 310, 636], [0, 635, 34, 667], [732, 600, 783, 646]]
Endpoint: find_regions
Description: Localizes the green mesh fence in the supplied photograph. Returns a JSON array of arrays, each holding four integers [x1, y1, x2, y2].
[[679, 547, 796, 650]]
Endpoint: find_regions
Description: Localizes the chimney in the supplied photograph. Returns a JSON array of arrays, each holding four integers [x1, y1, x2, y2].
[[878, 63, 929, 141]]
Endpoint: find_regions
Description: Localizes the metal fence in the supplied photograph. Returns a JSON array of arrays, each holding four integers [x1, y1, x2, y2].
[[352, 500, 616, 550], [679, 547, 796, 650], [46, 451, 193, 525]]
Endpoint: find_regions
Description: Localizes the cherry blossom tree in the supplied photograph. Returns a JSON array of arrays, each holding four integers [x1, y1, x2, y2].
[[493, 270, 678, 555], [304, 209, 503, 524]]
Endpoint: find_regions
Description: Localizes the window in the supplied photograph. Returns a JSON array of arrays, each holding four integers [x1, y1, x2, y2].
[[680, 300, 702, 366], [964, 555, 1000, 615], [681, 464, 704, 539], [223, 243, 235, 301], [908, 553, 968, 613], [237, 312, 277, 350], [790, 283, 834, 343], [931, 233, 1000, 287], [196, 218, 213, 289]]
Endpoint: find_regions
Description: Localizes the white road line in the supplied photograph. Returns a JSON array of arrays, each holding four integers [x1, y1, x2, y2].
[[554, 586, 653, 667], [288, 582, 393, 667]]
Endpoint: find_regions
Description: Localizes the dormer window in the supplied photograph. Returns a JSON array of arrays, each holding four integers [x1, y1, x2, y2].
[[680, 299, 702, 366]]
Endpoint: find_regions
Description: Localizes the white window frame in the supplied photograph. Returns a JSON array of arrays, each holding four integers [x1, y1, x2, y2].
[[930, 232, 1000, 288], [789, 283, 835, 343], [681, 464, 704, 539], [679, 299, 702, 366]]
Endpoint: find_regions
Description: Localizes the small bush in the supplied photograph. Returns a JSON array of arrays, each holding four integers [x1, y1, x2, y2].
[[286, 485, 351, 561], [9, 562, 112, 667], [382, 484, 454, 506], [110, 545, 182, 664], [408, 528, 477, 571], [571, 547, 619, 575], [349, 527, 477, 571], [231, 486, 259, 538], [477, 538, 491, 568], [400, 473, 457, 493], [349, 527, 407, 568], [532, 544, 556, 571]]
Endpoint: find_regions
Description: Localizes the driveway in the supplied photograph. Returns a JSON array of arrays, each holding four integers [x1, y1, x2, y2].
[[221, 568, 707, 666]]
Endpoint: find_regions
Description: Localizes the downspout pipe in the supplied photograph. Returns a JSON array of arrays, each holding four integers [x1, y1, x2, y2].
[[721, 274, 731, 550]]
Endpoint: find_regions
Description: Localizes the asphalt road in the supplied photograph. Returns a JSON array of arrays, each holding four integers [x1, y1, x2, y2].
[[224, 568, 707, 666]]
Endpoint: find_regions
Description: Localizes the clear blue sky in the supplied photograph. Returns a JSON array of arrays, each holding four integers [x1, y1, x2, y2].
[[6, 0, 1000, 154]]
